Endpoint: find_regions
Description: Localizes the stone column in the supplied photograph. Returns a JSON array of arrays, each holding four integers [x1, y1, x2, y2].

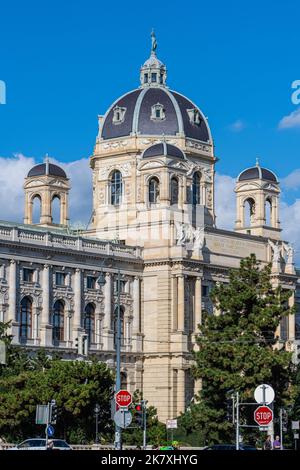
[[42, 265, 50, 325], [194, 277, 202, 332], [40, 264, 53, 346], [8, 260, 17, 322], [171, 275, 178, 331], [133, 277, 140, 333], [177, 369, 186, 415], [177, 275, 185, 331], [74, 269, 82, 330]]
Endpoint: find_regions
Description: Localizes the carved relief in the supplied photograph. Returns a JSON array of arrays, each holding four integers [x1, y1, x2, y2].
[[98, 162, 131, 180]]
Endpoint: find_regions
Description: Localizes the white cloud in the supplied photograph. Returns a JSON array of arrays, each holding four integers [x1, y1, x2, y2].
[[228, 120, 246, 132], [278, 107, 300, 129], [281, 168, 300, 190], [214, 173, 236, 230]]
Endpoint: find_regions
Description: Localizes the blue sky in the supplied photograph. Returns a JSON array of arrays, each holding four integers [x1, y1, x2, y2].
[[0, 0, 300, 258], [0, 0, 299, 175]]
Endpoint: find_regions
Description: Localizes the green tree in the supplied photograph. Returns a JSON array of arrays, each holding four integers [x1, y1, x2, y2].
[[122, 391, 166, 446], [180, 254, 295, 445], [0, 357, 114, 443]]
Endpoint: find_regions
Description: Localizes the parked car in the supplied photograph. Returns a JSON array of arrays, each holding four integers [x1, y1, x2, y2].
[[8, 438, 72, 450], [203, 444, 257, 451]]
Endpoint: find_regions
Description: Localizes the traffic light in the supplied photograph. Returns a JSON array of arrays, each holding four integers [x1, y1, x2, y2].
[[50, 400, 58, 424], [225, 398, 233, 422], [135, 403, 143, 428], [74, 335, 88, 356]]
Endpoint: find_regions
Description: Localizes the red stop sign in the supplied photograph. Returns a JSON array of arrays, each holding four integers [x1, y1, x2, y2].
[[254, 405, 273, 426], [115, 390, 132, 408]]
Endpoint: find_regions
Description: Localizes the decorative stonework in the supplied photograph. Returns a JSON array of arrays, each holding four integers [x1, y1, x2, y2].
[[98, 162, 131, 180], [186, 140, 211, 152], [101, 140, 128, 151]]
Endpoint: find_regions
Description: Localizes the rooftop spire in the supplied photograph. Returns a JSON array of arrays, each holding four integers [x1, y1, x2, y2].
[[256, 157, 260, 167], [140, 31, 167, 88], [44, 153, 50, 175], [151, 29, 157, 55]]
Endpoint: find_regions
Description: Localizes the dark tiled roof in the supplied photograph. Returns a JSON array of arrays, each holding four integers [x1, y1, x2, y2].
[[100, 87, 210, 143], [143, 142, 185, 159], [238, 166, 278, 182], [27, 163, 67, 178]]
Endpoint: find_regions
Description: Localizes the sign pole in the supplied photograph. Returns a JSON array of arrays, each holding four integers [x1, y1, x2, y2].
[[45, 402, 49, 449], [235, 391, 239, 450], [142, 400, 147, 449], [114, 269, 122, 451], [279, 408, 283, 450]]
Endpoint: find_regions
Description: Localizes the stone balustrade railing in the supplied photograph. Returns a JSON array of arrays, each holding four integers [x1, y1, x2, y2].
[[0, 222, 142, 259]]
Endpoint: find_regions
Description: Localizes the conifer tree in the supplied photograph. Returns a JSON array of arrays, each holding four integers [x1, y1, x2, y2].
[[181, 254, 295, 445]]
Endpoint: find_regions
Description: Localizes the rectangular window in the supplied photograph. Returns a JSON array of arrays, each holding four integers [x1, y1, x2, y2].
[[151, 73, 157, 82], [202, 285, 209, 297], [23, 268, 34, 283], [55, 272, 66, 286], [87, 276, 96, 289], [144, 73, 148, 83]]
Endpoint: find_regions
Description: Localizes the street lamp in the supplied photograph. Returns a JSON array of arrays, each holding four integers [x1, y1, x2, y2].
[[96, 267, 122, 451]]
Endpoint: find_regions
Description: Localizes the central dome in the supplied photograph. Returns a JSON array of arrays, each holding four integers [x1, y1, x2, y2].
[[100, 88, 211, 143], [100, 33, 211, 145]]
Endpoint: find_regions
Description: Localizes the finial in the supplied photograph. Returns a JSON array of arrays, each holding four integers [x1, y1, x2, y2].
[[44, 153, 50, 175], [151, 29, 157, 55], [256, 157, 260, 167]]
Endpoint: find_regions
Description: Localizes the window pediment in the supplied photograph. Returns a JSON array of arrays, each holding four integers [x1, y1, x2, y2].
[[112, 106, 126, 125]]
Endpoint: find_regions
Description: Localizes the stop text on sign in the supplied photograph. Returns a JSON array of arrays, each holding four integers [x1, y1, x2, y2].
[[115, 390, 132, 408], [254, 405, 273, 426]]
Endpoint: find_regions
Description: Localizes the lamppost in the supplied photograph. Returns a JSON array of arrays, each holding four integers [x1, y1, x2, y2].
[[97, 268, 122, 451]]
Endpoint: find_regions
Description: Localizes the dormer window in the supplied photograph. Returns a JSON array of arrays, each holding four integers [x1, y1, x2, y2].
[[151, 103, 165, 121], [112, 106, 126, 125], [187, 108, 202, 126]]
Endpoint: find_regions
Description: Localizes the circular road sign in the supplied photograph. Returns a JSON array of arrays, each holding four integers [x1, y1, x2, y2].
[[114, 409, 132, 429], [115, 390, 132, 408], [254, 384, 275, 405], [47, 424, 55, 437], [254, 405, 273, 426]]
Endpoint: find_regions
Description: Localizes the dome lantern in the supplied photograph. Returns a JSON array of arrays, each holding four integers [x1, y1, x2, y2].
[[140, 30, 167, 88]]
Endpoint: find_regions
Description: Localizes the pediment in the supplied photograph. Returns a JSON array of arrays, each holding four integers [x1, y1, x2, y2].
[[138, 160, 164, 171]]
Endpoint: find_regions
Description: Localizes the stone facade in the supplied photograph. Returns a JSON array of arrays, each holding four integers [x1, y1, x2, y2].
[[1, 38, 300, 423]]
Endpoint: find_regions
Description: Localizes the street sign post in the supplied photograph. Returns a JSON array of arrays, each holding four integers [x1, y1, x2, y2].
[[115, 390, 132, 408], [113, 409, 132, 429], [35, 405, 49, 425], [254, 405, 273, 426], [47, 424, 55, 437], [166, 419, 177, 429], [254, 384, 275, 405]]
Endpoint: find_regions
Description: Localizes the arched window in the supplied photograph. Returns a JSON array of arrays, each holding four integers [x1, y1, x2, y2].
[[113, 306, 125, 349], [52, 300, 64, 344], [32, 195, 41, 224], [192, 172, 201, 205], [110, 170, 122, 206], [265, 198, 272, 226], [51, 195, 61, 224], [149, 177, 160, 204], [83, 303, 95, 344], [244, 198, 255, 227], [171, 177, 179, 205], [20, 296, 33, 341]]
